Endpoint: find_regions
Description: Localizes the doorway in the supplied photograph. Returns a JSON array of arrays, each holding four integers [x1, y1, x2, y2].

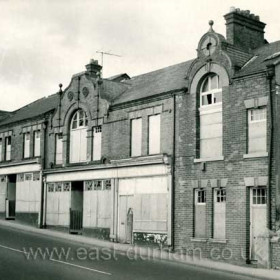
[[6, 174, 16, 219], [70, 181, 84, 233], [250, 187, 269, 267], [118, 195, 134, 243]]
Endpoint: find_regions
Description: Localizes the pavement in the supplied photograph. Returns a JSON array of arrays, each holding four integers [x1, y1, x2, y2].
[[0, 219, 279, 280]]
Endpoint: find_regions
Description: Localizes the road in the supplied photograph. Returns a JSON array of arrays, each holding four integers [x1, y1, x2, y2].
[[0, 226, 258, 280]]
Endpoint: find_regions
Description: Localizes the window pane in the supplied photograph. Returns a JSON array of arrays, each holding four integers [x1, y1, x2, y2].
[[210, 75, 219, 90], [201, 78, 209, 92], [131, 118, 142, 157], [148, 115, 161, 155], [214, 90, 222, 103], [202, 94, 212, 105]]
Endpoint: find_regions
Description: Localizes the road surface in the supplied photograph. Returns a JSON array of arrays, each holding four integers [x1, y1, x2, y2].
[[0, 226, 259, 280]]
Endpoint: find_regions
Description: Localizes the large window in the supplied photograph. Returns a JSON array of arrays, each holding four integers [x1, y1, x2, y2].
[[33, 131, 41, 157], [23, 132, 30, 158], [93, 126, 102, 161], [55, 134, 63, 165], [131, 118, 142, 157], [148, 114, 161, 155], [213, 188, 226, 239], [194, 189, 206, 238], [5, 136, 11, 161], [248, 108, 267, 154], [70, 110, 88, 163], [199, 74, 222, 158]]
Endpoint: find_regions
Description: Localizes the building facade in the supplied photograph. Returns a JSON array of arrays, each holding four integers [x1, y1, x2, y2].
[[0, 7, 280, 269]]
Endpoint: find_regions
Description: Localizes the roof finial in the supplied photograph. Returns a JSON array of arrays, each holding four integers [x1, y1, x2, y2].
[[208, 20, 214, 32]]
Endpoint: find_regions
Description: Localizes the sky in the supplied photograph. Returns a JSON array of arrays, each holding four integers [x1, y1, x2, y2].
[[0, 0, 280, 111]]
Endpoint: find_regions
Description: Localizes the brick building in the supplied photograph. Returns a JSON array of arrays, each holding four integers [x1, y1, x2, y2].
[[0, 7, 280, 269]]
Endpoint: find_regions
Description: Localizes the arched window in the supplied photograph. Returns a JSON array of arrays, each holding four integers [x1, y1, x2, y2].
[[200, 74, 222, 106], [199, 74, 223, 158], [70, 109, 88, 163]]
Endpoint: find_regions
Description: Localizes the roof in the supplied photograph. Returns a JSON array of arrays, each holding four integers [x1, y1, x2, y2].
[[0, 111, 11, 122], [107, 73, 130, 82], [113, 60, 193, 105], [235, 40, 280, 77], [0, 93, 59, 127]]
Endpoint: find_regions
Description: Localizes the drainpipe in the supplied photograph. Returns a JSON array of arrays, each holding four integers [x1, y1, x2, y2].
[[266, 64, 275, 268], [171, 93, 176, 251], [39, 119, 48, 228]]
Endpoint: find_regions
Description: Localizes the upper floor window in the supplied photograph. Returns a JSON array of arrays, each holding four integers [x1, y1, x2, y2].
[[70, 109, 88, 163], [148, 114, 161, 155], [248, 107, 267, 154], [199, 74, 223, 158], [5, 136, 11, 161], [33, 131, 41, 157], [200, 74, 222, 107], [92, 126, 102, 161], [131, 118, 142, 157], [55, 133, 63, 165], [23, 132, 30, 158]]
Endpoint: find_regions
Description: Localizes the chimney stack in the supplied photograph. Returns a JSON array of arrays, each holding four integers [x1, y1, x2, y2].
[[224, 7, 266, 51], [85, 59, 102, 78]]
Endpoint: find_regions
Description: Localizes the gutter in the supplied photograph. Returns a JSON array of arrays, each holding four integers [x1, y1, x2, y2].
[[171, 93, 176, 251], [39, 119, 48, 228], [266, 64, 275, 269]]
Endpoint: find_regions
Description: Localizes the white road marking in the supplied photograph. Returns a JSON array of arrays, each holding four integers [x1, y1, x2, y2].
[[50, 258, 112, 276], [0, 244, 25, 254], [0, 243, 112, 276]]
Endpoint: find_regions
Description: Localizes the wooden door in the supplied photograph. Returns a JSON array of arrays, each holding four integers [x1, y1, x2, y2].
[[250, 187, 268, 267], [118, 195, 133, 243]]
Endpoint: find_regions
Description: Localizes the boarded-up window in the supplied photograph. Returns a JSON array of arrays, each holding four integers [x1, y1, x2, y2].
[[5, 136, 11, 161], [248, 108, 267, 153], [195, 189, 206, 238], [0, 139, 2, 162], [200, 74, 222, 158], [55, 134, 63, 165], [148, 114, 161, 155], [131, 118, 142, 157], [34, 131, 41, 157], [70, 110, 88, 163], [214, 188, 226, 239], [93, 126, 102, 161], [24, 132, 30, 158]]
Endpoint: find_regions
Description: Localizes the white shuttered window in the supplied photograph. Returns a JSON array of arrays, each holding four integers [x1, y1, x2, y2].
[[248, 108, 267, 153], [93, 126, 102, 161], [5, 136, 11, 161], [55, 134, 63, 165], [70, 110, 88, 163], [199, 74, 222, 158], [34, 131, 41, 157], [214, 188, 226, 239], [24, 132, 30, 158], [131, 118, 142, 157], [148, 114, 161, 155]]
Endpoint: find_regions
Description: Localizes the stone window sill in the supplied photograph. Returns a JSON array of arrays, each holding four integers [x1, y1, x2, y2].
[[194, 156, 224, 163], [243, 152, 268, 159], [191, 238, 207, 243], [208, 238, 228, 244]]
